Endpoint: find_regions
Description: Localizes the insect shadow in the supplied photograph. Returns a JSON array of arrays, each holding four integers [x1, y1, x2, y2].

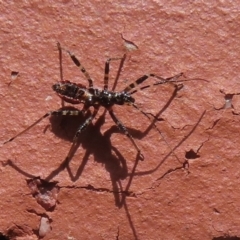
[[45, 76, 183, 180], [4, 79, 205, 240], [46, 106, 128, 182], [5, 81, 183, 209]]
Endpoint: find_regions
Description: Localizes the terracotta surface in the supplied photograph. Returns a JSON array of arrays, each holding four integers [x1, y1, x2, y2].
[[0, 1, 240, 240]]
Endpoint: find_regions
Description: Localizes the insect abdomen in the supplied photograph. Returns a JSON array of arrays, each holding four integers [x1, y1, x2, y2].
[[52, 81, 88, 104]]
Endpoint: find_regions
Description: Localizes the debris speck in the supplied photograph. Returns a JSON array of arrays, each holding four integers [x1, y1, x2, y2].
[[8, 71, 19, 86], [27, 178, 59, 210], [39, 216, 51, 238], [45, 96, 52, 101], [11, 71, 19, 80]]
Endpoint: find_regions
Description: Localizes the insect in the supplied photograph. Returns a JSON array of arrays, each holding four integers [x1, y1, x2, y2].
[[4, 42, 191, 161]]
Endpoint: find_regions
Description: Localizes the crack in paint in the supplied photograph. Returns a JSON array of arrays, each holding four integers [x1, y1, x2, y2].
[[59, 184, 137, 197], [156, 160, 189, 181]]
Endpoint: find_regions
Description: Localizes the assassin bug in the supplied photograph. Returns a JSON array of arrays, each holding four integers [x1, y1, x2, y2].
[[3, 42, 195, 161]]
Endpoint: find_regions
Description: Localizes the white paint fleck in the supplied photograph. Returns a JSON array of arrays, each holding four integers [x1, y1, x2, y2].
[[121, 34, 138, 51], [45, 96, 52, 101]]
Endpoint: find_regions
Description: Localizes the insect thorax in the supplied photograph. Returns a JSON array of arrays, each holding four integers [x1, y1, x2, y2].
[[97, 90, 135, 107]]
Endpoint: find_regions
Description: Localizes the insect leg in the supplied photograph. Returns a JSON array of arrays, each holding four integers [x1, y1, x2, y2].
[[111, 54, 126, 91], [108, 108, 144, 160], [57, 42, 65, 106], [58, 43, 94, 87], [65, 107, 99, 161], [3, 109, 83, 144], [103, 56, 126, 90], [57, 42, 64, 82]]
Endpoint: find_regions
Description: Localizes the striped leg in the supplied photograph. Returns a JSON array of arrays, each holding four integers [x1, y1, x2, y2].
[[57, 42, 65, 106], [57, 42, 64, 83], [3, 109, 83, 144], [123, 73, 184, 94], [108, 108, 144, 160], [58, 43, 94, 87], [103, 56, 125, 90], [65, 107, 99, 161]]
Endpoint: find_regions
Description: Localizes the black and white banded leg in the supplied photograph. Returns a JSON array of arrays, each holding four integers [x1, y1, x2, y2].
[[65, 107, 99, 161], [3, 109, 83, 144]]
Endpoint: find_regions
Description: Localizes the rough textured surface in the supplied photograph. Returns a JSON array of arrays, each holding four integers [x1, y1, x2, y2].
[[0, 1, 240, 240]]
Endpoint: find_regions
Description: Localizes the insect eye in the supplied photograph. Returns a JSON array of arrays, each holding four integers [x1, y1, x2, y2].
[[52, 83, 58, 91]]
